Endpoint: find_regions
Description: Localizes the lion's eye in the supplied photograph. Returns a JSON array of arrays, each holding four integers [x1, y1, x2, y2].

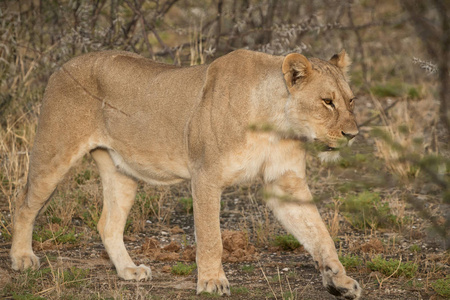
[[323, 98, 335, 108]]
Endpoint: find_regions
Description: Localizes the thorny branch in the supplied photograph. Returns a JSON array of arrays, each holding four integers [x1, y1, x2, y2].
[[61, 66, 130, 117], [124, 0, 176, 60], [123, 0, 154, 57]]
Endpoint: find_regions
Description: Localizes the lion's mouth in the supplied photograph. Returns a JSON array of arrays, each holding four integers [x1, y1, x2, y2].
[[325, 146, 338, 151], [314, 139, 340, 152]]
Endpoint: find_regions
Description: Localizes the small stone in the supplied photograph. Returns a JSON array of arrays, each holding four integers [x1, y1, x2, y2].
[[163, 241, 181, 252], [170, 226, 184, 234], [162, 265, 172, 273]]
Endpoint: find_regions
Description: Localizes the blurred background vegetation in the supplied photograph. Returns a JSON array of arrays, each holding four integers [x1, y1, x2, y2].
[[2, 0, 448, 241], [0, 0, 448, 123]]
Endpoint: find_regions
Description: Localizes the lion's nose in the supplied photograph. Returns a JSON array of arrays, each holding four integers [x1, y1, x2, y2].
[[341, 130, 358, 141]]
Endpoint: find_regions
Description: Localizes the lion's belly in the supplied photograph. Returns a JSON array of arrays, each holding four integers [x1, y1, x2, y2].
[[108, 148, 190, 185], [100, 104, 194, 185]]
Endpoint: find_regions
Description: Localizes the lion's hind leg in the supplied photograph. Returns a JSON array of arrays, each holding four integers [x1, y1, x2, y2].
[[91, 149, 151, 281], [11, 140, 89, 271], [10, 184, 40, 271]]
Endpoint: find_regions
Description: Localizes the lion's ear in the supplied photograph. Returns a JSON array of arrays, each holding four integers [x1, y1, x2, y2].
[[282, 53, 312, 90], [329, 49, 351, 76]]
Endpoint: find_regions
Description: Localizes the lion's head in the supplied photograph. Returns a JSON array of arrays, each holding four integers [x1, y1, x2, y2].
[[281, 50, 358, 160]]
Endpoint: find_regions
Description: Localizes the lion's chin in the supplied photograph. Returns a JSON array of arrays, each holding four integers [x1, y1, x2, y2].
[[318, 151, 341, 162]]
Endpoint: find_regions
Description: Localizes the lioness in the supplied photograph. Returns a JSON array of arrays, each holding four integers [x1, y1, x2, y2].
[[11, 49, 361, 299]]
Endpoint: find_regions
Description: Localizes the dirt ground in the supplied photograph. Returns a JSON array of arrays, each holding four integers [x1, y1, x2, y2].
[[1, 172, 449, 299], [0, 208, 446, 300]]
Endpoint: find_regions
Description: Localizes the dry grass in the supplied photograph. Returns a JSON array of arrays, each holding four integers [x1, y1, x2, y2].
[[0, 108, 38, 235], [328, 198, 342, 239], [372, 94, 441, 180]]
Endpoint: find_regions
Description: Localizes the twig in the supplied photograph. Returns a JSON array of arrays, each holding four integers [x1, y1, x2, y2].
[[60, 66, 130, 117], [259, 262, 278, 300], [156, 0, 179, 18], [36, 278, 92, 296], [124, 0, 175, 60], [347, 2, 368, 85], [338, 17, 409, 31], [123, 0, 154, 57], [285, 273, 294, 299], [0, 211, 11, 236], [215, 0, 223, 50], [298, 275, 314, 297], [277, 266, 284, 298], [11, 43, 131, 117], [359, 99, 399, 127], [375, 255, 403, 288]]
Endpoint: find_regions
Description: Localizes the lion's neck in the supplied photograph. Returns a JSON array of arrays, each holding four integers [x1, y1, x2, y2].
[[248, 72, 292, 137]]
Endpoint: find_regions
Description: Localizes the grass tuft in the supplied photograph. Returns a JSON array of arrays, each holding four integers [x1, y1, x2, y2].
[[339, 254, 363, 269], [366, 256, 418, 278], [11, 293, 46, 300], [171, 262, 197, 276], [431, 276, 450, 298], [370, 82, 404, 98], [230, 286, 250, 294], [62, 267, 90, 288], [340, 191, 402, 230], [241, 265, 255, 273], [32, 227, 79, 244], [271, 234, 301, 251], [179, 197, 193, 214]]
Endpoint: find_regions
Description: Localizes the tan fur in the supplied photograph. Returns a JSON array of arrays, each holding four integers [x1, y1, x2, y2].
[[11, 49, 360, 299]]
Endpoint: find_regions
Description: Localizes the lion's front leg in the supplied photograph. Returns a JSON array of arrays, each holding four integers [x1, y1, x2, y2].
[[191, 177, 230, 296], [266, 171, 361, 300]]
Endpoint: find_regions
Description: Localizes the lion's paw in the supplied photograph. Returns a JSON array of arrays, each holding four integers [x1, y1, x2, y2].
[[323, 265, 361, 300], [120, 264, 152, 281], [11, 252, 40, 271], [326, 278, 361, 300], [197, 275, 230, 296]]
